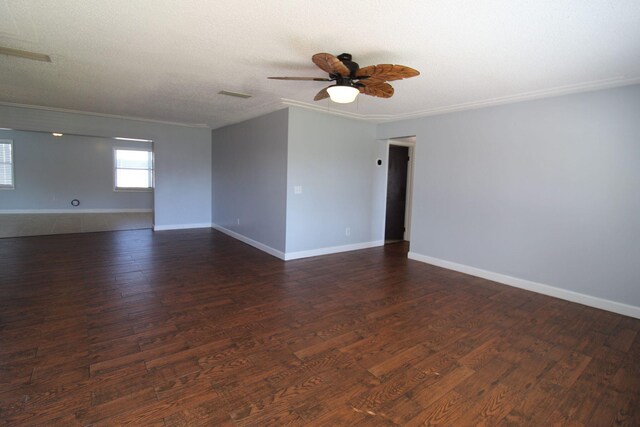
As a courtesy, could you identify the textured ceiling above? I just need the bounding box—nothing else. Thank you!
[1,0,639,129]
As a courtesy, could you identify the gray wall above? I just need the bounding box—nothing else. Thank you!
[211,109,288,252]
[153,125,212,228]
[286,107,381,253]
[0,104,212,228]
[377,84,640,308]
[0,129,152,211]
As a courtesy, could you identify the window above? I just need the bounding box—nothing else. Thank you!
[0,140,14,189]
[114,148,153,190]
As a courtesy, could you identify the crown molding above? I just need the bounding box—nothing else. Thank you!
[282,76,640,123]
[0,101,211,129]
[280,99,373,121]
[3,76,638,130]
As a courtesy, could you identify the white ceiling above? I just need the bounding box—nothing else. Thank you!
[1,0,639,129]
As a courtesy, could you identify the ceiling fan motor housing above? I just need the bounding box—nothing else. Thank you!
[337,53,360,78]
[332,76,357,88]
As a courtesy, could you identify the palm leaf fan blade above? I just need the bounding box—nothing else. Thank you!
[356,64,420,82]
[359,82,394,98]
[312,53,350,76]
[314,87,330,101]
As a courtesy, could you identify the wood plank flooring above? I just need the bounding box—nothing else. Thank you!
[0,228,638,426]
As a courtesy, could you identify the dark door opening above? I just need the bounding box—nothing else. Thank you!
[385,145,409,242]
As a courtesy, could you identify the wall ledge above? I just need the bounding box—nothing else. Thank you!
[408,251,640,319]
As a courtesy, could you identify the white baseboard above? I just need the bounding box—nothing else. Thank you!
[0,208,153,214]
[153,222,212,231]
[211,224,286,260]
[211,225,383,261]
[408,252,640,319]
[285,240,385,261]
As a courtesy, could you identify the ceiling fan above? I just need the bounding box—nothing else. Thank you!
[268,53,420,104]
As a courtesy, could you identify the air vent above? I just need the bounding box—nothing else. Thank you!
[218,90,252,99]
[0,46,52,62]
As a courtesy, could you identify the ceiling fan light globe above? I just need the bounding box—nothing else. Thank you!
[327,85,359,103]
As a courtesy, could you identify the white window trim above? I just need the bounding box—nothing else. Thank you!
[113,147,154,192]
[0,139,14,190]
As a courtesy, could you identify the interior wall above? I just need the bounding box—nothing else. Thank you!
[0,129,152,211]
[0,104,212,229]
[286,107,382,255]
[211,109,288,253]
[377,84,640,312]
[153,126,212,229]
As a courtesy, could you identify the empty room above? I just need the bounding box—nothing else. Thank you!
[1,1,639,425]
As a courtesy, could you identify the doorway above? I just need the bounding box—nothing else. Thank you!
[384,139,415,242]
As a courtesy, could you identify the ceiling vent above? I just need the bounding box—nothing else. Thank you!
[218,90,252,99]
[0,46,52,62]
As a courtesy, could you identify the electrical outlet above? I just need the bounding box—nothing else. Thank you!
[236,218,240,225]
[294,185,302,194]
[345,227,351,236]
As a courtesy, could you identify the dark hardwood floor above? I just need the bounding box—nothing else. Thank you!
[0,229,638,426]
